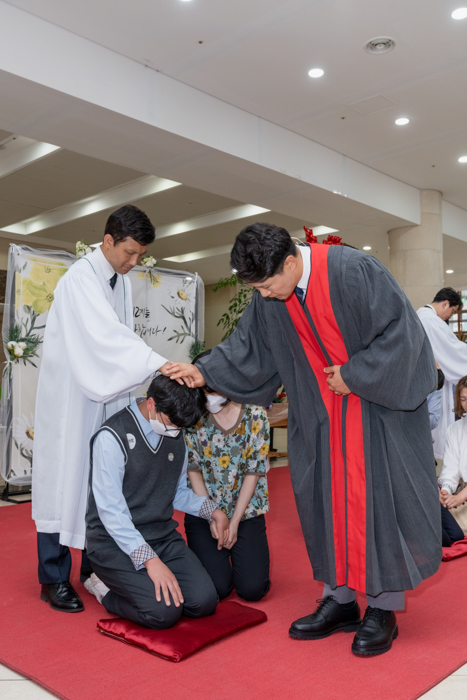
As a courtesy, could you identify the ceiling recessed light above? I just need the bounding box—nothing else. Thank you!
[363,246,372,250]
[446,270,454,274]
[308,68,324,78]
[452,8,467,19]
[459,156,467,163]
[364,37,396,54]
[395,118,410,125]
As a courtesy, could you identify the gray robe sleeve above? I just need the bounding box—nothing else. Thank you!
[339,253,437,411]
[197,292,282,406]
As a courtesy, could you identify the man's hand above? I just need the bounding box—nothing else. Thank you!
[210,508,229,549]
[165,362,206,389]
[224,519,240,550]
[159,362,184,386]
[144,557,184,607]
[324,365,351,396]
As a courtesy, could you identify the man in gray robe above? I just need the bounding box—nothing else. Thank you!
[168,223,441,656]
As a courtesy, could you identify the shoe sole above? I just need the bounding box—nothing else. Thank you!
[40,591,84,613]
[351,625,398,656]
[289,621,362,640]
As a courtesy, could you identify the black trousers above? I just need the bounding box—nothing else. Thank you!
[441,504,465,547]
[87,529,218,629]
[37,532,93,585]
[184,513,270,602]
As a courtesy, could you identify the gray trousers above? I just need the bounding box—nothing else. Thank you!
[322,584,405,611]
[88,529,218,629]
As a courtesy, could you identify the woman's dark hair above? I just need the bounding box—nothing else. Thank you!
[432,287,463,310]
[193,350,230,406]
[454,376,467,417]
[230,222,297,283]
[105,204,155,246]
[146,374,207,428]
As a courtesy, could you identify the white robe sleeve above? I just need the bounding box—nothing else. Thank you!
[420,313,467,384]
[56,271,167,403]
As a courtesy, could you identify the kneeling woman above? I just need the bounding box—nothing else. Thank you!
[184,353,271,601]
[438,375,467,547]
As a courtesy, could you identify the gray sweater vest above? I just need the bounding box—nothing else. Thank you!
[86,405,186,551]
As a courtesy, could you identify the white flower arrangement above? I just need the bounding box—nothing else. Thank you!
[140,255,157,268]
[4,324,42,370]
[76,240,92,258]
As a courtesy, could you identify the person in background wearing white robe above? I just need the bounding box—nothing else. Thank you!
[417,287,464,460]
[33,204,174,613]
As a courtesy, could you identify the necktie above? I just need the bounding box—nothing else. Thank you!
[109,273,117,290]
[295,286,305,305]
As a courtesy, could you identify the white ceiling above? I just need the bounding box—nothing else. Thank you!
[6,0,467,208]
[1,0,467,285]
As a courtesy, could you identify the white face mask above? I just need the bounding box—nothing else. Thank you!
[206,394,227,414]
[149,411,180,438]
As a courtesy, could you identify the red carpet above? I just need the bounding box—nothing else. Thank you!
[0,466,466,700]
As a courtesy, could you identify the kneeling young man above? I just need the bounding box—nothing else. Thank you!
[84,375,228,629]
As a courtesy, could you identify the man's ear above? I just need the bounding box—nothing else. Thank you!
[103,233,114,249]
[284,254,298,272]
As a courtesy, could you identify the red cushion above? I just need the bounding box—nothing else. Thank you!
[442,536,467,561]
[97,601,267,662]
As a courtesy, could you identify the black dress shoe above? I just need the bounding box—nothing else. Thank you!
[40,582,85,613]
[289,596,362,640]
[351,607,398,656]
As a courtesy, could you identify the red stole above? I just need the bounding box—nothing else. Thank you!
[285,245,366,591]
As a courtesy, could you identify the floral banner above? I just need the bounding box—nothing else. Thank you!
[1,245,204,485]
[130,267,203,360]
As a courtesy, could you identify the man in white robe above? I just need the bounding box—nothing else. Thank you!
[33,204,172,612]
[417,287,465,459]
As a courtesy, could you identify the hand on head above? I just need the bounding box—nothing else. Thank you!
[163,362,206,388]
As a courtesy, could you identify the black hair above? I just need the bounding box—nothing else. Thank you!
[230,222,297,283]
[146,374,207,429]
[105,204,155,246]
[437,367,445,391]
[193,350,231,406]
[432,287,463,310]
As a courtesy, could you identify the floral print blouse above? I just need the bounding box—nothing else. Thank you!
[185,404,270,520]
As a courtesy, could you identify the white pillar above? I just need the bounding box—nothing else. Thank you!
[388,190,444,310]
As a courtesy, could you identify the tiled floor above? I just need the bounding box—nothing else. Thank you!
[0,664,56,699]
[1,478,465,700]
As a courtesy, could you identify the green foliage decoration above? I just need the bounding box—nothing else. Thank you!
[189,339,206,360]
[213,274,253,341]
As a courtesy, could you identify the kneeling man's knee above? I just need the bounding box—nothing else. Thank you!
[140,602,183,630]
[187,580,218,618]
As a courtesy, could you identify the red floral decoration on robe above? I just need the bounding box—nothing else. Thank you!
[322,234,343,246]
[303,226,318,244]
